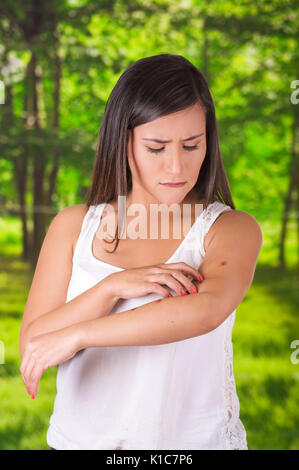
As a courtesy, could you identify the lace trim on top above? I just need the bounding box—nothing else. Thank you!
[201,202,247,449]
[202,201,231,232]
[220,313,248,450]
[202,202,217,222]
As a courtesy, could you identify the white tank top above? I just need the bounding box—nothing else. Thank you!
[46,200,248,450]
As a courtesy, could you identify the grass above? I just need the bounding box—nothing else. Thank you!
[0,215,298,450]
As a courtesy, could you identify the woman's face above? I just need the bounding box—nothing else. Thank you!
[127,102,206,207]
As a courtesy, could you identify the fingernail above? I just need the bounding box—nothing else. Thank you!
[31,395,35,399]
[168,293,173,297]
[198,273,204,282]
[180,289,188,296]
[190,287,197,294]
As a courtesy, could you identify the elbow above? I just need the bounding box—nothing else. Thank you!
[196,291,237,333]
[212,290,247,330]
[192,292,223,334]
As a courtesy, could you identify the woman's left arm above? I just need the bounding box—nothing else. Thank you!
[21,210,262,397]
[77,210,263,348]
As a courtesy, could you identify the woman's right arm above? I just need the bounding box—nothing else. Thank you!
[19,205,118,360]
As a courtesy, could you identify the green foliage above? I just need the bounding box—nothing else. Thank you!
[1,0,297,267]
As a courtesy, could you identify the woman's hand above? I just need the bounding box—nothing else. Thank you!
[104,262,204,300]
[20,325,80,398]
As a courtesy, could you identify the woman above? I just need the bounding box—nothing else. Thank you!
[19,54,262,450]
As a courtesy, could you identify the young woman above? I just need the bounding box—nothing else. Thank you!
[19,54,262,450]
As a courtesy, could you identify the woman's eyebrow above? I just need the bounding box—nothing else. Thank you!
[142,132,205,144]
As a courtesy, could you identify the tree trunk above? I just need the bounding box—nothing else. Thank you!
[44,11,61,231]
[14,159,29,259]
[2,40,30,260]
[29,52,47,269]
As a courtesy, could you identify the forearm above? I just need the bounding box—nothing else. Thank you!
[20,278,117,358]
[76,292,217,349]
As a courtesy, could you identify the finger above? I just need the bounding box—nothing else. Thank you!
[30,365,43,398]
[149,283,171,299]
[150,273,188,297]
[26,361,42,397]
[28,357,39,388]
[24,357,36,395]
[20,347,31,379]
[20,348,33,392]
[166,270,198,294]
[163,262,203,281]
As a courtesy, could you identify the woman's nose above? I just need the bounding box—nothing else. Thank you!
[164,150,184,173]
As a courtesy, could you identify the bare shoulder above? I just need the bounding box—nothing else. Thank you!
[217,208,262,230]
[57,203,89,222]
[223,209,262,237]
[196,209,263,329]
[54,204,89,254]
[205,208,263,253]
[19,204,90,340]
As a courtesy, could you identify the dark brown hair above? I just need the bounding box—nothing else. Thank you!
[86,53,235,254]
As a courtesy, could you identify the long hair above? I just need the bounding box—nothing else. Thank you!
[86,53,235,254]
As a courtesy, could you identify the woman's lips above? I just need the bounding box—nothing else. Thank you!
[160,182,186,187]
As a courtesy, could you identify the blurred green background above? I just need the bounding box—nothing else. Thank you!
[0,0,298,450]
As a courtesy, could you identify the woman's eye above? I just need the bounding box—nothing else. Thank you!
[146,145,199,154]
[184,145,199,151]
[146,147,164,153]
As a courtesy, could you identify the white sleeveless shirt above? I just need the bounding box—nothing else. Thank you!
[46,200,248,450]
